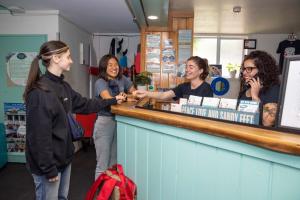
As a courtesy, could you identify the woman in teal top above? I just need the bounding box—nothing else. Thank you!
[93,54,135,179]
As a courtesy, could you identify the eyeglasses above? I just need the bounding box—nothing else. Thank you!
[241,67,257,73]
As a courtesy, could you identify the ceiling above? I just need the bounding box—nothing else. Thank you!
[1,0,300,34]
[170,0,300,34]
[0,0,139,33]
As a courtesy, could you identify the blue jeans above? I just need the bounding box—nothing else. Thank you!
[32,164,71,200]
[93,115,117,180]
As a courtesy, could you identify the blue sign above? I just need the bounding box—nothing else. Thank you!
[182,105,259,125]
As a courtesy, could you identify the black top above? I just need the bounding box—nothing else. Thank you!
[276,39,300,73]
[25,71,117,179]
[239,84,280,124]
[172,81,213,100]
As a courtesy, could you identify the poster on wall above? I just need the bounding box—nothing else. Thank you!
[6,52,37,86]
[146,63,161,73]
[163,39,173,48]
[162,48,176,73]
[178,45,191,63]
[178,29,192,44]
[4,103,26,153]
[146,34,161,48]
[146,48,160,63]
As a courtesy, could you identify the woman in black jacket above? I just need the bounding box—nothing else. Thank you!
[23,40,125,200]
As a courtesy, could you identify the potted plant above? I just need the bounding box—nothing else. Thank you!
[226,63,240,78]
[134,71,152,90]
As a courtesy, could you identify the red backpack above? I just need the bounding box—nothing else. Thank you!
[85,164,137,200]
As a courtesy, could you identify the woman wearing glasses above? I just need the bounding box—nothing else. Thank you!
[93,54,135,179]
[238,50,280,127]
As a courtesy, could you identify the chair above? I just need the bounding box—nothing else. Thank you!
[75,113,97,150]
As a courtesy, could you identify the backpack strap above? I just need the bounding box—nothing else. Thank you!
[85,175,107,200]
[96,176,118,200]
[114,164,137,200]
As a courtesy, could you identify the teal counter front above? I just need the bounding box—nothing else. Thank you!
[112,103,300,200]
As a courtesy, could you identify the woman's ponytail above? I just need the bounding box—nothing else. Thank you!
[23,56,41,101]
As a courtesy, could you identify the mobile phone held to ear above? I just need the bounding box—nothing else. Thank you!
[244,74,259,88]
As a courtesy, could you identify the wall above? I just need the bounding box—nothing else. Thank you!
[0,11,93,97]
[248,34,290,63]
[59,16,93,97]
[0,11,59,40]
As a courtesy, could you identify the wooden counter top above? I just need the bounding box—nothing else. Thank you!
[112,102,300,156]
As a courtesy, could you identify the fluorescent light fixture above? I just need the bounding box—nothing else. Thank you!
[148,15,158,20]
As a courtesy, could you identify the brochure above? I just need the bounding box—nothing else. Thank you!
[188,95,202,105]
[202,97,220,108]
[170,103,182,113]
[179,98,188,105]
[237,100,260,113]
[219,98,238,110]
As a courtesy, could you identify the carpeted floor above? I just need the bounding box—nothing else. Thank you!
[0,145,96,200]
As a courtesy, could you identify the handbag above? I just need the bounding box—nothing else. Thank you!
[85,164,137,200]
[67,113,84,141]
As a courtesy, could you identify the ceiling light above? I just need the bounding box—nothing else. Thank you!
[148,15,158,20]
[233,6,242,13]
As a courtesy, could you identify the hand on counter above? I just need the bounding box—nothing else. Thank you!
[115,93,127,104]
[132,90,148,99]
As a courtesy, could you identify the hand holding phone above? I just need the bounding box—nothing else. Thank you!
[248,75,262,101]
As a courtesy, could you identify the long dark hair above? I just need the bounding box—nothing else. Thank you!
[98,54,122,81]
[239,50,280,94]
[23,40,69,101]
[187,56,209,80]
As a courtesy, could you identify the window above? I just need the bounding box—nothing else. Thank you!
[193,37,217,64]
[193,35,245,78]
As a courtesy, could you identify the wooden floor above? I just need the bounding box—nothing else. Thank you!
[0,145,96,200]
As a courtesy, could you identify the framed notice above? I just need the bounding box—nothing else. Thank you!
[277,55,300,133]
[6,52,37,86]
[243,39,257,49]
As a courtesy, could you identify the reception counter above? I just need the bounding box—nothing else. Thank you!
[112,102,300,200]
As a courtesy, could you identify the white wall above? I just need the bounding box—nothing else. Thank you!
[0,11,59,40]
[59,16,93,97]
[248,34,289,63]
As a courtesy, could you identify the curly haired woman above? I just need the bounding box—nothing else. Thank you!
[238,50,280,127]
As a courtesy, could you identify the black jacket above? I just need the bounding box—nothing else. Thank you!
[25,71,117,179]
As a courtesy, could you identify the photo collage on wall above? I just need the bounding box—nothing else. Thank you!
[4,103,26,153]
